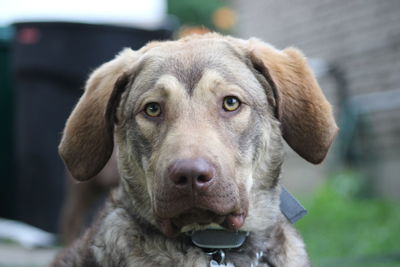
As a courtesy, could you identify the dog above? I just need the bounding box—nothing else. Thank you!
[54,33,337,267]
[60,150,119,245]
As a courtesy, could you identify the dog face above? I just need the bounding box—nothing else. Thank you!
[115,39,283,236]
[59,34,337,237]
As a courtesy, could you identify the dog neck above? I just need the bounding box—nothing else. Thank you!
[185,187,306,266]
[115,182,306,266]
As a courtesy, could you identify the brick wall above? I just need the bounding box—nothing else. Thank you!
[232,0,400,199]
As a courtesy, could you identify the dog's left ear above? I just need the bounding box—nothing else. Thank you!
[247,39,338,164]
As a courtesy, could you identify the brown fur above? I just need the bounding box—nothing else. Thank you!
[55,33,337,266]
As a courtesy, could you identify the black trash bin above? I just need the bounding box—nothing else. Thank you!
[12,22,171,233]
[0,26,16,219]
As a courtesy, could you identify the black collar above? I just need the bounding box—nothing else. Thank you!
[279,186,307,223]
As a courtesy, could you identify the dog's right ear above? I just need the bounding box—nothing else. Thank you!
[59,48,136,181]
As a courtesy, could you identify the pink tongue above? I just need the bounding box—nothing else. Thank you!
[158,219,178,238]
[225,213,245,230]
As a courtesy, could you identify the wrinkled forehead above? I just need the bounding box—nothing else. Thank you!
[119,39,271,115]
[132,39,257,94]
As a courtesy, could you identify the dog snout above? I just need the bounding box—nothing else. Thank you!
[168,158,215,190]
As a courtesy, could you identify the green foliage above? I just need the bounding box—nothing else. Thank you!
[297,172,400,266]
[167,0,226,29]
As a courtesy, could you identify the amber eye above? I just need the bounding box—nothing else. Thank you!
[223,96,241,112]
[144,102,161,117]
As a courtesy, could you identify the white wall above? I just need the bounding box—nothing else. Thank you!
[0,0,166,29]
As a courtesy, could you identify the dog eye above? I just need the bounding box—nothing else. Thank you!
[223,96,241,112]
[144,102,162,117]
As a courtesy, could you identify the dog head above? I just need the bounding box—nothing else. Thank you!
[59,34,337,237]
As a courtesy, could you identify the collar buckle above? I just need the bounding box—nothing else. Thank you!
[208,249,236,267]
[208,249,225,265]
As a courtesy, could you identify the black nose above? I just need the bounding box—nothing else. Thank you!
[168,158,215,190]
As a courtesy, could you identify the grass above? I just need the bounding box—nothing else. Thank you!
[296,172,400,266]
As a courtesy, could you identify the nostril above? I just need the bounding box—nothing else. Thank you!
[176,176,188,186]
[197,174,212,184]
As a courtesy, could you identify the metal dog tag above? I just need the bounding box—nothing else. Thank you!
[210,260,234,267]
[191,229,248,249]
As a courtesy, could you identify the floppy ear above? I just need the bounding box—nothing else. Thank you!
[59,48,136,181]
[248,39,338,164]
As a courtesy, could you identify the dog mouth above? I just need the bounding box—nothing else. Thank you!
[157,209,247,238]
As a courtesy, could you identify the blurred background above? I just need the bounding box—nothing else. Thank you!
[0,0,399,266]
